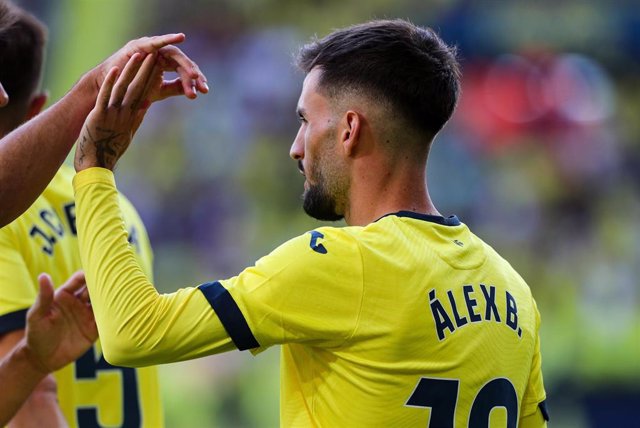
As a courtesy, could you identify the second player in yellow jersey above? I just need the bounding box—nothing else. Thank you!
[0,166,163,428]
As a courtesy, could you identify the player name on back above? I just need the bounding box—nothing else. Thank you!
[428,284,522,341]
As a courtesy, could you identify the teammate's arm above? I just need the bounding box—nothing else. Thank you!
[0,330,67,428]
[0,33,207,227]
[0,233,66,427]
[0,272,97,427]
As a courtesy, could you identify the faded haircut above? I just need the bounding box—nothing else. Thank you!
[296,19,461,143]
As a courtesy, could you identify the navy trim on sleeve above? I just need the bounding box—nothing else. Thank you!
[0,309,28,335]
[539,400,550,421]
[198,281,259,351]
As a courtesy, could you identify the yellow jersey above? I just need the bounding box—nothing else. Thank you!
[74,167,548,428]
[0,165,163,428]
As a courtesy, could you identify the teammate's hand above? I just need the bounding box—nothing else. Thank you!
[90,33,208,100]
[23,272,97,374]
[75,53,165,171]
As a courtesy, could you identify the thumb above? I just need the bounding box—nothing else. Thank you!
[29,273,55,320]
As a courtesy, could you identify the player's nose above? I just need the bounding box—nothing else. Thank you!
[290,130,304,161]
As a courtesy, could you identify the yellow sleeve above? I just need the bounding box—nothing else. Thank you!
[519,300,549,427]
[118,194,155,281]
[0,225,34,334]
[210,227,363,352]
[73,168,234,367]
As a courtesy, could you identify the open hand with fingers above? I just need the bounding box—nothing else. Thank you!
[75,52,175,171]
[92,33,208,101]
[24,272,97,374]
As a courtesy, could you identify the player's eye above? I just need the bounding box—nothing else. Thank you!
[297,114,307,123]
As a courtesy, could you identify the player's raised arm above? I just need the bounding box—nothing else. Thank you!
[0,32,207,227]
[74,52,232,367]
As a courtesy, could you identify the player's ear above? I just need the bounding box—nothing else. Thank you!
[341,110,361,157]
[25,91,48,121]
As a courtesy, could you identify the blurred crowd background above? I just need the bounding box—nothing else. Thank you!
[15,0,640,426]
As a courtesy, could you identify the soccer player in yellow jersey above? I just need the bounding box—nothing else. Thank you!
[0,4,167,427]
[73,20,549,427]
[0,166,164,428]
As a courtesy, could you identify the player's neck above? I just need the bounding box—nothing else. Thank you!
[343,160,439,226]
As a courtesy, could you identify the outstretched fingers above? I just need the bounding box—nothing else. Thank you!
[158,45,209,98]
[97,66,120,111]
[54,272,96,339]
[128,33,186,54]
[122,52,158,109]
[110,53,144,107]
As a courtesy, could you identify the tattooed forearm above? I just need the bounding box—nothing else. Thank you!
[83,125,127,169]
[77,135,87,165]
[94,127,123,169]
[75,49,161,171]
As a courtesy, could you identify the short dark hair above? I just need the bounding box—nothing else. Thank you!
[0,1,47,110]
[296,19,460,142]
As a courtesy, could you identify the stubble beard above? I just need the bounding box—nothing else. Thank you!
[299,126,348,222]
[302,181,344,222]
[301,155,347,222]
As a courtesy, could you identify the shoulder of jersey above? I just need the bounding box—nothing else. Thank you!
[278,225,362,258]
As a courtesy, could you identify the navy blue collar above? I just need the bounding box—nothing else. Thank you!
[376,210,461,226]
